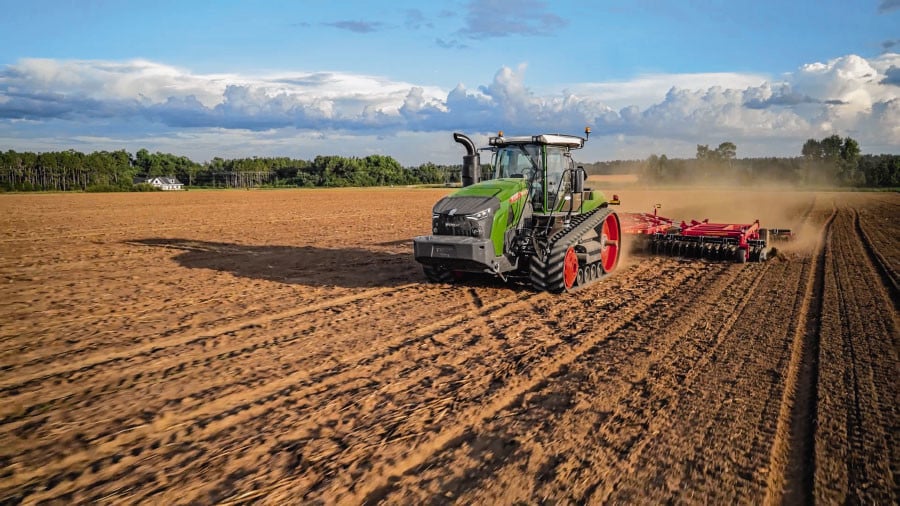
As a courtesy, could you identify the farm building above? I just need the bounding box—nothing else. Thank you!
[133,176,184,191]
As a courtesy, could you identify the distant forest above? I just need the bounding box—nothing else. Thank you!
[1,134,898,192]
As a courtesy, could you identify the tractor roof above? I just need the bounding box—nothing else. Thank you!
[488,133,585,149]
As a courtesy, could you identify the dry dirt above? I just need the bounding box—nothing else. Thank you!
[0,188,896,504]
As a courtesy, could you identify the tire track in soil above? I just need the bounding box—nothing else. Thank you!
[763,205,835,506]
[583,260,791,504]
[1,280,441,377]
[0,280,523,433]
[378,259,768,504]
[0,284,425,393]
[9,259,696,503]
[374,197,824,504]
[812,207,897,504]
[337,263,731,505]
[852,208,899,310]
[0,284,476,425]
[1,274,555,498]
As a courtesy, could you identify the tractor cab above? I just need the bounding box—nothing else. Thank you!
[488,132,585,213]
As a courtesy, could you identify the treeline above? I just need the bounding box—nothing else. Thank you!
[2,134,898,192]
[627,135,899,187]
[0,148,459,192]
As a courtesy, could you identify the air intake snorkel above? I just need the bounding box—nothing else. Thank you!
[453,133,480,187]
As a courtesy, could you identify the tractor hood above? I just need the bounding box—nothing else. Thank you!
[446,178,528,204]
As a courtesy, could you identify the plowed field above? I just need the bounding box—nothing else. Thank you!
[1,188,896,504]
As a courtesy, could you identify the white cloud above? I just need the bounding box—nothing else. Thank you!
[563,72,769,109]
[0,53,898,163]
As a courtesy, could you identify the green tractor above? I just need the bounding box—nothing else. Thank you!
[413,128,621,293]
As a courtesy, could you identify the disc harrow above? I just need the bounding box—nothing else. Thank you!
[621,208,792,263]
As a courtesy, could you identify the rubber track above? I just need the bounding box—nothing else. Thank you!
[529,208,612,292]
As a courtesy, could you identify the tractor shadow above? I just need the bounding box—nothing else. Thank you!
[127,238,421,288]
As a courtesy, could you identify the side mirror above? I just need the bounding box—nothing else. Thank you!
[574,166,585,193]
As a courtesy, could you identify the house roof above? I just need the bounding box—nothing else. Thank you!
[133,176,183,185]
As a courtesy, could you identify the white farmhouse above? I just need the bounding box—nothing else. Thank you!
[133,176,184,191]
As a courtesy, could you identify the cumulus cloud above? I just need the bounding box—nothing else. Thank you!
[882,65,900,85]
[1,53,898,162]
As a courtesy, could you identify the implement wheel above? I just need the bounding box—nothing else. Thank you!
[600,212,621,274]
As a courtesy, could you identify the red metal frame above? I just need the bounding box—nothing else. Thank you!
[677,219,761,250]
[619,207,675,236]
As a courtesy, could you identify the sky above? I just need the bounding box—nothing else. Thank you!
[0,0,898,165]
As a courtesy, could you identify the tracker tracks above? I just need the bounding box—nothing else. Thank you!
[345,262,735,504]
[1,273,566,500]
[371,259,769,503]
[812,207,898,504]
[765,203,898,505]
[764,205,835,506]
[0,284,422,393]
[853,208,899,309]
[22,259,690,504]
[0,281,523,430]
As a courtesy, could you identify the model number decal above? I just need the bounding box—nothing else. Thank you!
[509,190,527,203]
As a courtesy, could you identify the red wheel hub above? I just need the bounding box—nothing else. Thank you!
[563,246,579,290]
[601,213,621,273]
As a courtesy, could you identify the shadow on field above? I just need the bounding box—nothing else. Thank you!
[127,238,422,288]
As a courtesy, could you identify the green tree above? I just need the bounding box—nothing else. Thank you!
[696,144,711,160]
[715,142,736,161]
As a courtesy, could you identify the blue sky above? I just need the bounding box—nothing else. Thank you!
[0,0,898,164]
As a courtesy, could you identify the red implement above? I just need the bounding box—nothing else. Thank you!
[619,206,675,235]
[620,208,790,263]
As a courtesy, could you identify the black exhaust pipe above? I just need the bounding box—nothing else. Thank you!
[453,132,479,187]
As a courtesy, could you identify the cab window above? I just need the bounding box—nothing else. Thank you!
[545,147,571,194]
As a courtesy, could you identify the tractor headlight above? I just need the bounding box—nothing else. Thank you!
[466,208,491,220]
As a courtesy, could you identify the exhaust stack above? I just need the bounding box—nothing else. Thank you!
[453,132,480,187]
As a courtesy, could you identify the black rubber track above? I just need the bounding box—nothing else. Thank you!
[529,208,616,293]
[423,265,454,283]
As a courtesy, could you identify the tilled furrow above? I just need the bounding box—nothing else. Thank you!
[1,282,457,401]
[0,269,558,501]
[592,260,804,504]
[344,261,741,504]
[9,260,684,504]
[0,282,521,455]
[813,208,897,504]
[460,262,778,505]
[0,283,434,394]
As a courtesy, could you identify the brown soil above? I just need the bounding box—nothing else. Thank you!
[0,188,896,504]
